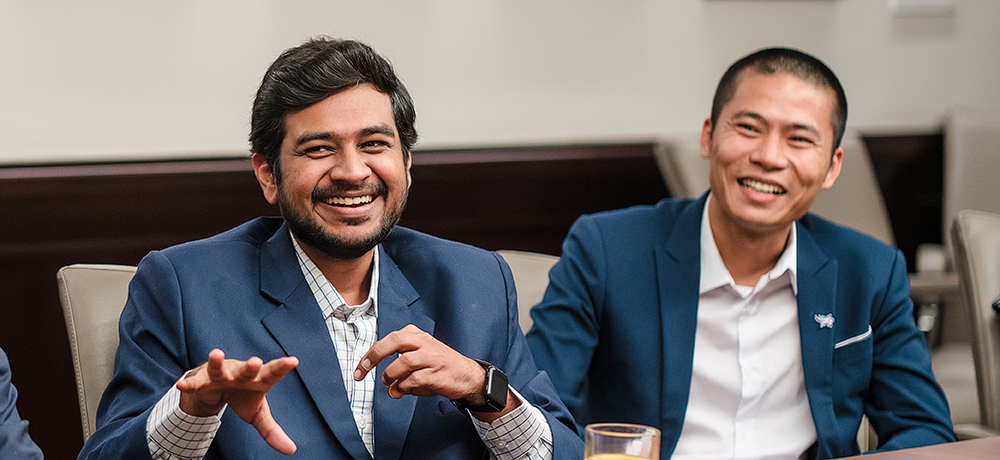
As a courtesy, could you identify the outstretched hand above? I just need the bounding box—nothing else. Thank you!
[176,349,300,455]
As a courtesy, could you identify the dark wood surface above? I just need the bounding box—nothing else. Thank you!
[0,143,668,459]
[839,436,1000,459]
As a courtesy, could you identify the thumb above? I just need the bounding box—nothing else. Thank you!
[250,396,297,455]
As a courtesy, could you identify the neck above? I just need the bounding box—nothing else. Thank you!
[299,243,375,305]
[708,204,791,287]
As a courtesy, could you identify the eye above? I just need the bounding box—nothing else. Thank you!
[299,145,335,158]
[735,123,761,135]
[360,140,391,153]
[788,135,817,147]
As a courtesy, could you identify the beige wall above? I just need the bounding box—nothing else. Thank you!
[1,0,996,164]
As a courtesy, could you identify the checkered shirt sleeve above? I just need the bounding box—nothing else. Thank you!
[469,387,553,460]
[147,384,224,459]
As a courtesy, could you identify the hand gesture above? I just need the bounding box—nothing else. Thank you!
[176,349,300,455]
[353,324,516,421]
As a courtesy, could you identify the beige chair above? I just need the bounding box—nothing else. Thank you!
[949,210,1000,437]
[944,110,1000,236]
[57,263,137,442]
[496,250,559,334]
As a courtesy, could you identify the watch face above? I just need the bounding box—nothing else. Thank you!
[485,365,508,410]
[451,360,508,413]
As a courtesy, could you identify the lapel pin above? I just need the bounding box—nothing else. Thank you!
[814,313,835,328]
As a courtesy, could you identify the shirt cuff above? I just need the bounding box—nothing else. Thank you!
[147,383,225,460]
[469,387,553,460]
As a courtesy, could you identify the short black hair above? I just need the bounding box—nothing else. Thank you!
[710,47,848,156]
[249,37,417,179]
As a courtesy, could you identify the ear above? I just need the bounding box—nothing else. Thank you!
[821,147,844,189]
[405,150,413,191]
[699,119,713,160]
[252,153,279,205]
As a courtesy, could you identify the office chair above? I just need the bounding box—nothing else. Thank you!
[57,263,137,441]
[949,210,1000,437]
[496,250,559,334]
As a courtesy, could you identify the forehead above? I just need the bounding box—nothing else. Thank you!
[284,84,396,138]
[724,70,836,132]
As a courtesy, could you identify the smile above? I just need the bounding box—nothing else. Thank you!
[325,195,375,207]
[739,178,786,195]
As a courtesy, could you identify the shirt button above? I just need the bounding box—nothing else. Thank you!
[497,440,507,450]
[358,419,367,429]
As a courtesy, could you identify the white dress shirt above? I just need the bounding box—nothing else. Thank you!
[146,230,552,459]
[672,195,817,460]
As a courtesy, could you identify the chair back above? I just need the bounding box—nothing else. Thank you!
[497,250,559,334]
[56,263,137,441]
[949,210,1000,432]
[944,109,1000,239]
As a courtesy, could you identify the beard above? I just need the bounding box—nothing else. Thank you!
[278,179,407,260]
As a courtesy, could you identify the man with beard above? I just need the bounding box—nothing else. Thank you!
[78,38,581,460]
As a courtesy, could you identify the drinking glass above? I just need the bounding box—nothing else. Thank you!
[584,423,661,460]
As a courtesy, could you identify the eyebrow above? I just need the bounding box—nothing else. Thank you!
[731,111,822,138]
[293,124,397,147]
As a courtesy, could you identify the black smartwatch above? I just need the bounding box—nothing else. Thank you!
[451,359,508,413]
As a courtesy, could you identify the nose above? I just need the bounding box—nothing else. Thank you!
[748,132,788,170]
[328,147,371,183]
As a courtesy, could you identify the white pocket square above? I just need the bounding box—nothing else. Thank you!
[834,325,872,349]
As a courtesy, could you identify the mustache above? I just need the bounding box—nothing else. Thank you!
[312,180,388,201]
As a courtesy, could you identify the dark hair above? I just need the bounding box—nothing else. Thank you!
[249,37,418,178]
[710,47,848,156]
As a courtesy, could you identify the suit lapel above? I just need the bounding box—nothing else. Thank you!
[794,221,839,443]
[657,197,705,446]
[372,245,433,460]
[258,225,373,460]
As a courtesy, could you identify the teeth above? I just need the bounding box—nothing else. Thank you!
[740,179,785,195]
[327,195,374,206]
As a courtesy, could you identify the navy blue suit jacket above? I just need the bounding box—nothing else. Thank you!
[79,217,582,460]
[0,347,43,459]
[525,196,956,459]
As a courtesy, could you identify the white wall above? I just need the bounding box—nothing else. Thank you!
[1,0,997,164]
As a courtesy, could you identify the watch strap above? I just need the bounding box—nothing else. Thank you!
[451,359,508,413]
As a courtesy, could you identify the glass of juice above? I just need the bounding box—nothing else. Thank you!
[584,423,661,460]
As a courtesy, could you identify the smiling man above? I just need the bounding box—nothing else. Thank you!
[78,38,582,460]
[526,47,957,459]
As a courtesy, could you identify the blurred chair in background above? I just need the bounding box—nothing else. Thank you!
[948,210,1000,438]
[497,250,559,334]
[57,263,136,442]
[944,109,1000,237]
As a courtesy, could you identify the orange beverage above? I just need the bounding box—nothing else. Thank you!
[584,423,660,460]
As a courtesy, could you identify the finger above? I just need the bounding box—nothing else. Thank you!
[250,397,297,455]
[354,326,424,381]
[177,349,225,391]
[206,349,227,382]
[237,356,264,382]
[258,357,299,386]
[380,350,420,387]
[391,367,448,398]
[386,379,405,399]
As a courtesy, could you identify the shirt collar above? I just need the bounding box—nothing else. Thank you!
[699,193,798,295]
[289,229,379,318]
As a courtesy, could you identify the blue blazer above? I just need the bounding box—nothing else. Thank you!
[525,196,956,459]
[79,217,582,460]
[0,347,43,459]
